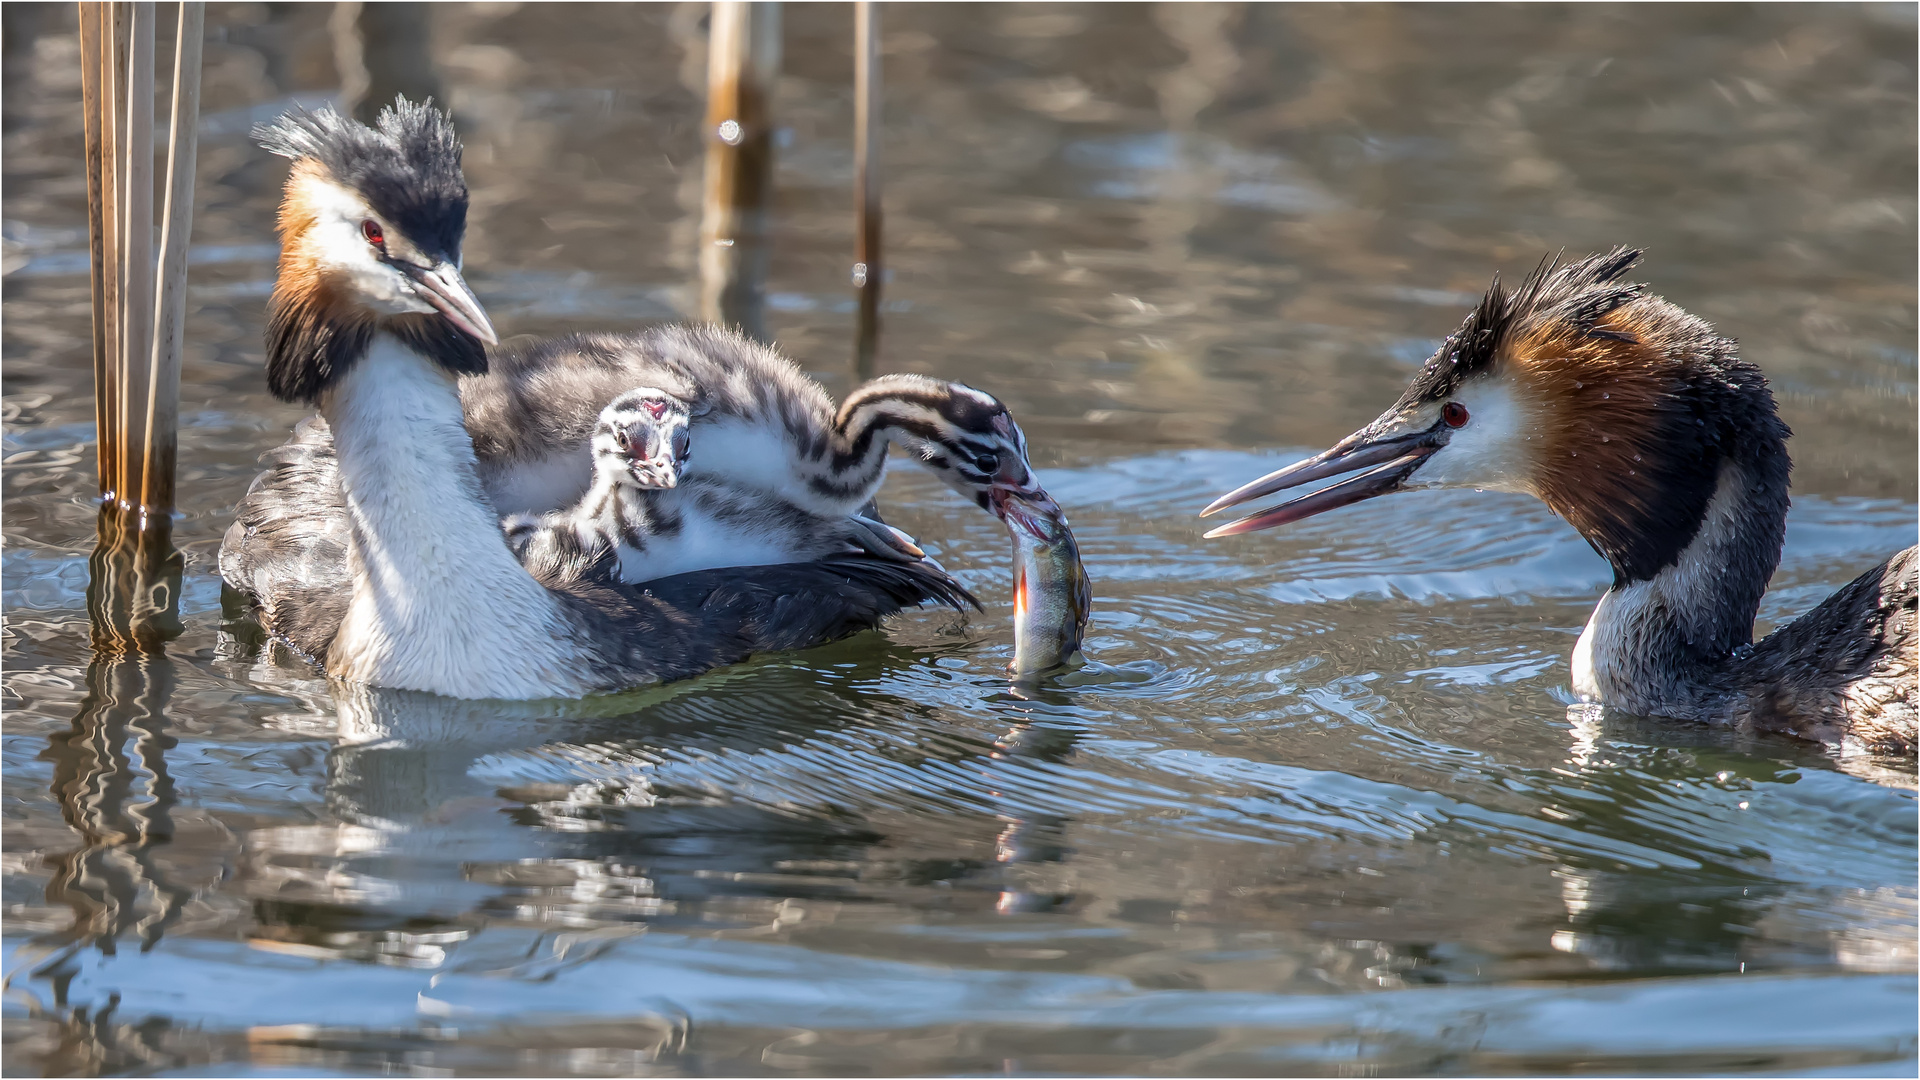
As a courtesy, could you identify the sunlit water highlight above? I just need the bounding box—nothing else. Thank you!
[4,4,1915,1075]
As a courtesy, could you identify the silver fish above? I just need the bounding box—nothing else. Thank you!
[992,487,1092,676]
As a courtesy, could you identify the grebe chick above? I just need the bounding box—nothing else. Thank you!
[1201,248,1916,756]
[511,385,1023,586]
[501,386,693,557]
[463,332,1048,529]
[220,101,972,699]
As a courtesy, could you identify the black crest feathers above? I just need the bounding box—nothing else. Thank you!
[256,97,468,261]
[1401,247,1646,405]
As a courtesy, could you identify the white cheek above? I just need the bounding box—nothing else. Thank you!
[300,178,434,316]
[310,220,432,315]
[1409,378,1537,494]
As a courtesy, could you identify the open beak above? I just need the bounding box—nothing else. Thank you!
[403,261,499,345]
[1199,419,1444,538]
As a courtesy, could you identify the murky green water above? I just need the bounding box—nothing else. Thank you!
[4,3,1916,1075]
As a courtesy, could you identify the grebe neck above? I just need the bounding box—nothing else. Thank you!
[1571,449,1791,713]
[320,331,591,698]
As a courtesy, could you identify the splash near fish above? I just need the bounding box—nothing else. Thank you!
[992,487,1092,676]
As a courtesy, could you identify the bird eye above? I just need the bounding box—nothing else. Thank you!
[613,427,630,451]
[973,452,1000,475]
[361,219,385,248]
[1442,401,1470,429]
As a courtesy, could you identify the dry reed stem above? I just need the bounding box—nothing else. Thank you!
[852,0,882,378]
[79,2,111,491]
[698,1,779,340]
[116,1,155,512]
[140,1,202,516]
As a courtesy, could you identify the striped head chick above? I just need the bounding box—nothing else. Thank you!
[502,388,691,569]
[596,387,694,492]
[255,97,497,405]
[824,375,1047,519]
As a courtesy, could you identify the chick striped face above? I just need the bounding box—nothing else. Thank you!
[594,388,694,491]
[898,386,1039,511]
[834,376,1043,510]
[925,409,1038,510]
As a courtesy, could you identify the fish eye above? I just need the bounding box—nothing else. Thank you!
[1442,401,1470,429]
[361,219,385,249]
[973,452,1000,474]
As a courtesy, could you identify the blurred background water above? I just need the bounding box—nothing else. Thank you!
[3,3,1916,1075]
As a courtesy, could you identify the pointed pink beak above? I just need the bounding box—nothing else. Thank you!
[1199,421,1445,538]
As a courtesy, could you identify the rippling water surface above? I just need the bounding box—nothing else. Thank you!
[4,4,1916,1075]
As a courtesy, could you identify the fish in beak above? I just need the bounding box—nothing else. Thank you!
[1199,408,1456,538]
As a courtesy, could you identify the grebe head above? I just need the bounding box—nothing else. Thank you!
[256,97,497,403]
[1202,247,1791,588]
[851,375,1046,513]
[595,388,694,490]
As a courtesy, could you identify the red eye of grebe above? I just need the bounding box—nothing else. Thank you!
[1442,401,1470,428]
[361,219,385,247]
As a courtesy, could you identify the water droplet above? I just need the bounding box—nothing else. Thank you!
[1601,392,1610,399]
[717,119,744,145]
[1632,453,1642,462]
[1574,381,1584,389]
[1600,435,1610,443]
[851,262,869,287]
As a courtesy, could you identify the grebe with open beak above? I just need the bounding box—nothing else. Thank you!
[1202,249,1915,756]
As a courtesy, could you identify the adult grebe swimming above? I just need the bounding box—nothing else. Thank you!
[219,100,983,698]
[1202,249,1915,755]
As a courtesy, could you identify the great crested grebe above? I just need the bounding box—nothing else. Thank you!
[220,100,974,699]
[1202,249,1916,755]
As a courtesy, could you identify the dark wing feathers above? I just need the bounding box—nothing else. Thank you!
[220,416,351,664]
[1727,545,1917,754]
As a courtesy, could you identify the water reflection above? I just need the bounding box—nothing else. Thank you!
[237,651,1088,963]
[331,2,441,126]
[4,3,1914,1074]
[13,517,193,1075]
[987,688,1084,915]
[39,656,187,957]
[32,510,190,962]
